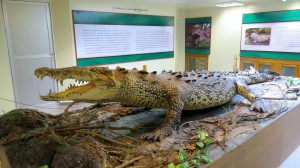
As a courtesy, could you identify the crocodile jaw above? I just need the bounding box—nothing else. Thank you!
[35,67,118,102]
[40,80,118,102]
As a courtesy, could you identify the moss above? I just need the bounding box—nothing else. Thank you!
[6,136,59,168]
[0,109,49,128]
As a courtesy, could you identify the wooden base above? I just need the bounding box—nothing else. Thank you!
[208,103,300,168]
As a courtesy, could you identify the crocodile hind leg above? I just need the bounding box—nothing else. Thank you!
[143,98,184,141]
[235,80,270,113]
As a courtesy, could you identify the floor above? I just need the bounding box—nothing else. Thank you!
[29,101,94,115]
[279,145,300,168]
[9,102,300,168]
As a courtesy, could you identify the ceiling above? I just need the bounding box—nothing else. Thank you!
[136,0,279,9]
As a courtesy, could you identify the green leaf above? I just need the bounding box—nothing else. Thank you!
[203,138,212,146]
[179,149,187,162]
[168,163,176,168]
[39,165,49,168]
[193,150,201,168]
[194,154,201,160]
[193,159,201,168]
[198,131,209,141]
[196,141,204,148]
[180,162,189,168]
[202,155,213,164]
[203,146,210,155]
[194,150,201,160]
[176,164,183,168]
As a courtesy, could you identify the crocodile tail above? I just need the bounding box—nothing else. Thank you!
[242,69,279,84]
[258,69,280,76]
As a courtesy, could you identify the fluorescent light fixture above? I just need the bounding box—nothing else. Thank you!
[215,1,245,7]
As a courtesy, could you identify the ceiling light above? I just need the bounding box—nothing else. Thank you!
[215,1,245,7]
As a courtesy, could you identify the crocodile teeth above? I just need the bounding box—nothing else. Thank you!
[48,90,53,96]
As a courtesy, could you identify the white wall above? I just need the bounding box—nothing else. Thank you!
[175,8,186,71]
[185,0,300,71]
[0,2,15,113]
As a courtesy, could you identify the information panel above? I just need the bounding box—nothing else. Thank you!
[241,22,300,53]
[72,10,174,66]
[240,10,300,60]
[75,24,174,58]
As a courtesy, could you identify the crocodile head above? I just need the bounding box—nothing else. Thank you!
[34,66,121,102]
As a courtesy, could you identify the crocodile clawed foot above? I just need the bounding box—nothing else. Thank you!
[250,99,270,113]
[142,128,172,142]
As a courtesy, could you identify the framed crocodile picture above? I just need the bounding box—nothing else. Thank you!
[185,17,211,55]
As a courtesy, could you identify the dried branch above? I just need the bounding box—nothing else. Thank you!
[115,156,144,168]
[55,125,138,132]
[76,130,133,148]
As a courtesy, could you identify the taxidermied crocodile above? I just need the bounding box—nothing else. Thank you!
[34,66,278,141]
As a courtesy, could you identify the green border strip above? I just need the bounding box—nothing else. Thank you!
[73,10,174,26]
[186,17,211,24]
[240,51,300,60]
[77,52,174,66]
[243,10,300,23]
[185,49,210,55]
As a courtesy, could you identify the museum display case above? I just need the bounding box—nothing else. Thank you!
[240,57,300,77]
[185,53,209,71]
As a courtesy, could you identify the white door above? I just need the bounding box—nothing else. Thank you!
[2,0,57,108]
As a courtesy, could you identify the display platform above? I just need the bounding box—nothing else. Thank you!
[0,80,300,167]
[207,100,300,168]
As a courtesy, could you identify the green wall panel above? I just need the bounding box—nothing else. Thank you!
[186,17,211,24]
[73,10,174,26]
[185,49,210,55]
[240,51,300,60]
[77,52,174,66]
[243,10,300,23]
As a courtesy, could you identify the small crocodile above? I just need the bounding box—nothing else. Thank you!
[34,66,278,141]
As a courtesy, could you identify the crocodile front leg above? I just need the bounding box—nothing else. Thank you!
[143,98,184,141]
[235,80,270,113]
